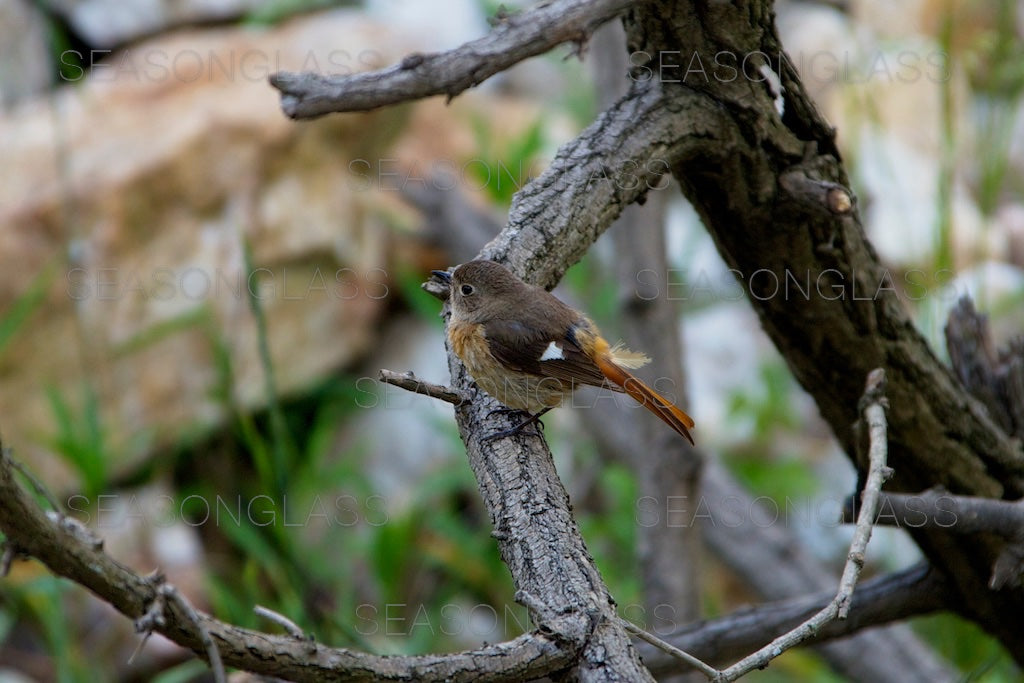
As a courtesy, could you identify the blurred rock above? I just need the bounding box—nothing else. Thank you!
[0,10,415,484]
[0,0,52,106]
[0,8,558,487]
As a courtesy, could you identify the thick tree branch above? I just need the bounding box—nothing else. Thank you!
[614,0,1024,658]
[437,304,657,681]
[269,0,641,118]
[424,76,730,681]
[477,82,717,287]
[0,446,588,682]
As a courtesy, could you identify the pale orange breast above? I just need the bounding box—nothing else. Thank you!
[448,320,567,413]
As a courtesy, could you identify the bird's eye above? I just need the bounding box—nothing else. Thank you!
[460,284,475,296]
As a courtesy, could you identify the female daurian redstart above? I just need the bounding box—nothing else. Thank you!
[432,260,695,444]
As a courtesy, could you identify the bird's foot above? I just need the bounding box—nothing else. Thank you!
[482,408,550,442]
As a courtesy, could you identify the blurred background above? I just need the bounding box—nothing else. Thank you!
[0,0,1022,680]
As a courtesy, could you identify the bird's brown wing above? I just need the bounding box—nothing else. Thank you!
[481,319,622,391]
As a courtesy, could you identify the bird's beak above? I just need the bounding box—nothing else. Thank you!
[431,270,452,284]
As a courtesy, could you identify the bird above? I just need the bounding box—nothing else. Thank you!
[432,260,694,444]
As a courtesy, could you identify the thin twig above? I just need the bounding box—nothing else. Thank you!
[132,573,225,682]
[269,0,639,118]
[618,617,719,679]
[0,543,16,577]
[838,368,892,617]
[131,573,167,664]
[640,562,948,678]
[10,454,63,513]
[254,604,306,639]
[162,584,226,683]
[378,369,471,406]
[712,368,892,681]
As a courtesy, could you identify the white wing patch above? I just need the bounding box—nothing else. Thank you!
[539,341,564,361]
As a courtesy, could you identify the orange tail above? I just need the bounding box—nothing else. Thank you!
[595,356,695,445]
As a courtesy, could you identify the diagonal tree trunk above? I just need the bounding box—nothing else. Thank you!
[618,1,1024,660]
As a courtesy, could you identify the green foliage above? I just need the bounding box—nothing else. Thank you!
[1,576,94,682]
[0,258,56,359]
[149,660,213,683]
[964,0,1024,215]
[964,0,1024,99]
[111,306,212,357]
[974,100,1020,215]
[914,613,1021,681]
[725,361,817,501]
[41,13,81,85]
[577,462,641,606]
[726,361,800,437]
[934,13,956,274]
[44,382,109,499]
[393,265,447,324]
[562,251,621,327]
[242,239,298,498]
[729,456,819,504]
[468,115,547,206]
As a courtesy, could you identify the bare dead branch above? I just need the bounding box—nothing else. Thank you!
[582,408,955,680]
[0,445,590,682]
[945,297,1024,440]
[844,488,1024,589]
[254,605,308,640]
[269,0,641,118]
[378,369,471,406]
[618,617,718,678]
[713,368,892,681]
[161,583,226,683]
[643,562,947,676]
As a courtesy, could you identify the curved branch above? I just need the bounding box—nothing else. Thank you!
[478,82,717,287]
[711,369,892,681]
[269,0,641,118]
[0,447,582,682]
